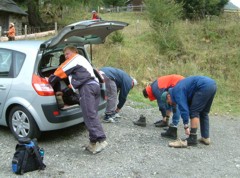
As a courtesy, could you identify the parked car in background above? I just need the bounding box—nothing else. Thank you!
[0,20,128,139]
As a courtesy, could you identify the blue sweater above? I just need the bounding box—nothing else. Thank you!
[100,67,133,109]
[169,76,216,125]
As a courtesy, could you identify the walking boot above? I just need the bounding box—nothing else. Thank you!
[186,133,198,146]
[56,91,64,109]
[155,118,169,127]
[161,124,177,139]
[133,115,146,127]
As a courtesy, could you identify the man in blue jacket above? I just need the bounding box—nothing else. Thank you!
[161,76,217,147]
[100,67,137,122]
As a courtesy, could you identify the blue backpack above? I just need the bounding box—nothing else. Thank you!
[12,138,46,175]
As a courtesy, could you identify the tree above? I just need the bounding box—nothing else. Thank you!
[103,0,125,7]
[175,0,229,19]
[145,0,183,53]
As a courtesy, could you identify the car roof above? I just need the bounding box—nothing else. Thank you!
[0,40,44,54]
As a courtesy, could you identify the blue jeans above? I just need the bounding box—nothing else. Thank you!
[166,104,180,126]
[190,84,217,138]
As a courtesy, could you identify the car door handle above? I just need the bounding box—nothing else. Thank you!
[0,85,6,90]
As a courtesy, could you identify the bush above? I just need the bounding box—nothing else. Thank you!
[110,31,124,44]
[144,0,183,53]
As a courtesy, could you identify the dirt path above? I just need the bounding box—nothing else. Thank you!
[0,101,239,177]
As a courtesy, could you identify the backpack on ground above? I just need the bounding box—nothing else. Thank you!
[12,138,46,175]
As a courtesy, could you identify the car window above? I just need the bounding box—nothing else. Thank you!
[14,52,26,76]
[0,49,26,78]
[0,49,12,77]
[41,48,86,69]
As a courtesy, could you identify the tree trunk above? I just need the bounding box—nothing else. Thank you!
[27,0,45,28]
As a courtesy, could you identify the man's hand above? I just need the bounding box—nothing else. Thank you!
[115,108,120,113]
[185,128,190,135]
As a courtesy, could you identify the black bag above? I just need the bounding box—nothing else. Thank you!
[12,138,46,175]
[62,87,79,105]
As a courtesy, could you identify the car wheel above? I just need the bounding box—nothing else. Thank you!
[9,106,41,139]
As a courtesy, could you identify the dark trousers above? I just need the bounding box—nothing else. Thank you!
[190,84,217,138]
[78,83,106,143]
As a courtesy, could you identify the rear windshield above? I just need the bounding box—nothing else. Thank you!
[40,48,87,77]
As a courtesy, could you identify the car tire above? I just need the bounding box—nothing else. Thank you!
[9,106,41,139]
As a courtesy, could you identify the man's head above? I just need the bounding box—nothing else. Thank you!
[92,10,96,14]
[10,22,14,27]
[63,46,78,59]
[161,91,174,106]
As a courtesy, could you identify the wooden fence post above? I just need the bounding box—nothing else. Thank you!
[24,25,27,39]
[55,22,58,35]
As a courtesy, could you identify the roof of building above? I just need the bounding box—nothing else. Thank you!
[0,0,27,15]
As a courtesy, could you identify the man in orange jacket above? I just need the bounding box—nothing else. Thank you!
[7,22,15,41]
[133,74,184,139]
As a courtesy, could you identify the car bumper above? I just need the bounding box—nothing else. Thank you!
[42,101,107,123]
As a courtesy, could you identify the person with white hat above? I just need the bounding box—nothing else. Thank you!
[100,67,137,122]
[7,22,15,41]
[92,10,101,20]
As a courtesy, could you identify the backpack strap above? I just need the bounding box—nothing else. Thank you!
[20,147,30,175]
[32,145,46,170]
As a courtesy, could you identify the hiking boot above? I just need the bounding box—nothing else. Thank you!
[95,140,108,153]
[155,120,168,127]
[168,139,187,148]
[161,124,177,139]
[133,115,146,127]
[84,141,108,154]
[103,114,115,123]
[84,142,97,154]
[56,92,64,109]
[199,137,210,145]
[186,133,198,146]
[114,112,121,118]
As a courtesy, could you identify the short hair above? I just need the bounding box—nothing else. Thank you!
[142,88,148,98]
[63,46,78,53]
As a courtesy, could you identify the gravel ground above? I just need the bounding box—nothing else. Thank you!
[0,100,240,178]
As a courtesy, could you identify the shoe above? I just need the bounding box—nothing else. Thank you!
[103,114,115,123]
[154,120,162,125]
[199,137,210,145]
[155,120,168,127]
[84,141,108,154]
[84,142,97,154]
[161,124,177,139]
[168,139,187,148]
[95,141,108,153]
[114,112,121,118]
[186,133,198,146]
[133,115,146,127]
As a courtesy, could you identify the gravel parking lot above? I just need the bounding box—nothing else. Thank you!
[0,100,240,178]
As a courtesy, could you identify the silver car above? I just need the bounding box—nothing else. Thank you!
[0,20,128,139]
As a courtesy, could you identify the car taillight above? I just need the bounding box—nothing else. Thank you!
[32,74,55,96]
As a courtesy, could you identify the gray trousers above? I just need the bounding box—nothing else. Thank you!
[78,83,106,143]
[104,76,117,115]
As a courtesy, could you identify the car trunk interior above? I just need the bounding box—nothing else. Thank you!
[38,48,105,110]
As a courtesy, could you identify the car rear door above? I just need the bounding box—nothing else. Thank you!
[43,20,129,48]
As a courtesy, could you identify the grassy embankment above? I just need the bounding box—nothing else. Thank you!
[92,12,239,116]
[44,10,240,115]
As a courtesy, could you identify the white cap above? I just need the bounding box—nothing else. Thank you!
[92,10,96,13]
[131,77,138,86]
